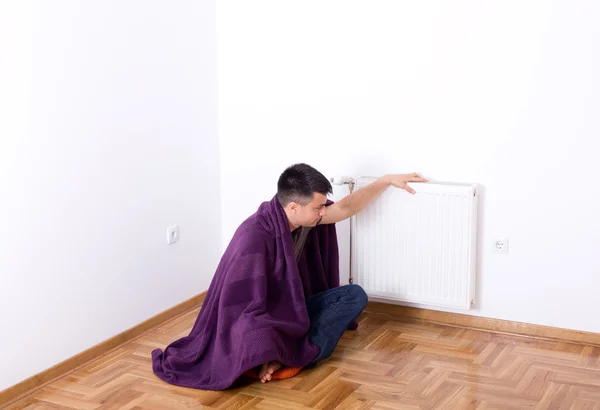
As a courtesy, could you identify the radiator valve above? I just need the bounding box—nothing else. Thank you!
[330,176,355,193]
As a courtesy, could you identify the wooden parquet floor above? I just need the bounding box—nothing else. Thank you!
[5,305,600,410]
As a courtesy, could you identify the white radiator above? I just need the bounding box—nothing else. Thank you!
[350,178,479,310]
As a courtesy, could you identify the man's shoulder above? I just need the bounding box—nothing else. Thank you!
[237,215,273,238]
[225,197,282,251]
[231,208,275,240]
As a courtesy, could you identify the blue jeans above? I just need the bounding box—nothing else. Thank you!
[305,284,368,366]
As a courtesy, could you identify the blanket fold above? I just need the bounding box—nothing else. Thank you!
[152,195,345,390]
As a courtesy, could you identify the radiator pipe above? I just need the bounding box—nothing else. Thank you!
[330,176,356,285]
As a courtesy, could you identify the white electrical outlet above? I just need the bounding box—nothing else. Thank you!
[493,237,508,253]
[166,225,179,245]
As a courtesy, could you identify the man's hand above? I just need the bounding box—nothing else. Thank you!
[383,173,428,194]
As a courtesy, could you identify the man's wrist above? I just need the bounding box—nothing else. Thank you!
[379,174,393,187]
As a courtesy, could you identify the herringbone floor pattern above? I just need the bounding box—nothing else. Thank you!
[6,305,600,409]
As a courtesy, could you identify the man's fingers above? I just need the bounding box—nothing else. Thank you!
[404,173,427,183]
[408,173,427,182]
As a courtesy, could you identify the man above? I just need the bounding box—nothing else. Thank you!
[152,163,427,390]
[259,164,427,382]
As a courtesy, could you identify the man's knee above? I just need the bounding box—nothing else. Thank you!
[346,284,368,311]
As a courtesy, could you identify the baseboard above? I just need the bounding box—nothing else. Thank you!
[0,291,207,407]
[365,302,600,346]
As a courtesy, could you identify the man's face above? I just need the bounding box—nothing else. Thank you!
[293,193,328,227]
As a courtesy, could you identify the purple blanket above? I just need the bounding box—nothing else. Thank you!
[151,195,345,390]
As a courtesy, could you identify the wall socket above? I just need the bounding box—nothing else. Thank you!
[166,225,179,245]
[493,237,508,253]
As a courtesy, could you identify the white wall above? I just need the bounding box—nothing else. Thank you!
[0,1,220,391]
[218,1,600,333]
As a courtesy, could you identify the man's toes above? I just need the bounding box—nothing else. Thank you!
[257,361,282,384]
[258,364,268,381]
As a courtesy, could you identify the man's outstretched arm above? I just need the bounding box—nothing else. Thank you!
[320,173,427,225]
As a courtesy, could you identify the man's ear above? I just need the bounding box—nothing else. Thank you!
[287,202,299,213]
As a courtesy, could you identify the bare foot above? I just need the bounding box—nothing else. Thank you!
[258,360,282,383]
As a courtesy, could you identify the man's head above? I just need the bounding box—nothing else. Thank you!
[277,163,333,230]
